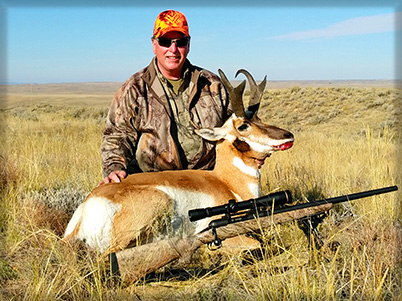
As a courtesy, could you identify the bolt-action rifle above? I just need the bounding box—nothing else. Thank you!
[189,185,398,250]
[114,185,398,282]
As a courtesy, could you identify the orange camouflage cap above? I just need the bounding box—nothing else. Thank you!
[153,10,189,38]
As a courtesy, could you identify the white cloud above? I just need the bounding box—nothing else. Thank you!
[271,12,402,40]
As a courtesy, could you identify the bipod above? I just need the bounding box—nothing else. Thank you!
[297,212,327,250]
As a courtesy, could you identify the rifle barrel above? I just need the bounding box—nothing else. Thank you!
[273,185,398,215]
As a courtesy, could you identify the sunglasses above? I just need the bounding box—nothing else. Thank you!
[154,36,190,48]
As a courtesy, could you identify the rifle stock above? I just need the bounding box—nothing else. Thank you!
[116,203,333,282]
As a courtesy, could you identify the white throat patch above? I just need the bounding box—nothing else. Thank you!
[232,156,260,179]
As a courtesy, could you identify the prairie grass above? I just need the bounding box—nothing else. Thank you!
[0,85,401,300]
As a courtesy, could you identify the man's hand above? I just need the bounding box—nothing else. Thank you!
[97,170,127,186]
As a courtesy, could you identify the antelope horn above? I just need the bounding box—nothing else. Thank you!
[235,69,267,119]
[218,69,246,117]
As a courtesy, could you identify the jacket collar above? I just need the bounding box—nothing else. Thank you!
[142,57,202,106]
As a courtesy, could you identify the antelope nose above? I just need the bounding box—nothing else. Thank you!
[285,132,294,139]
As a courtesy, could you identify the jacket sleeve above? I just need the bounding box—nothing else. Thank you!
[101,85,139,177]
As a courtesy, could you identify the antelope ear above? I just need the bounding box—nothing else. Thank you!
[195,128,227,141]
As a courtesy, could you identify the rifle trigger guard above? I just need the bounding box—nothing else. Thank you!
[208,227,222,250]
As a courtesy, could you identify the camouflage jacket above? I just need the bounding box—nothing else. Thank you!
[101,58,231,177]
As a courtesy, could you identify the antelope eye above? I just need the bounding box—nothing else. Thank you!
[237,123,249,131]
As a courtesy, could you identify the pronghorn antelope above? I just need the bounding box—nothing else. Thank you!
[64,69,294,255]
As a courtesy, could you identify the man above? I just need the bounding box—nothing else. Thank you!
[99,10,231,185]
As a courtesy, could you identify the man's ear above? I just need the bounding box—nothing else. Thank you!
[152,38,157,55]
[195,128,226,141]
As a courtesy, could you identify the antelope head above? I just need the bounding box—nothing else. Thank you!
[197,69,294,170]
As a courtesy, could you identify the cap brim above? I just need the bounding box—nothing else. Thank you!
[156,28,189,38]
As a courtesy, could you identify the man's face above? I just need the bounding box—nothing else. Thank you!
[152,31,190,79]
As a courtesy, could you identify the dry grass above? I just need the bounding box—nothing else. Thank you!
[0,84,401,300]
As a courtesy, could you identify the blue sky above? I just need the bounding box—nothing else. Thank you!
[2,3,402,83]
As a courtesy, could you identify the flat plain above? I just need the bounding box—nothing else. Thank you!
[0,81,401,300]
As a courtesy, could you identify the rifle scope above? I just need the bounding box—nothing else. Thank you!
[188,190,292,222]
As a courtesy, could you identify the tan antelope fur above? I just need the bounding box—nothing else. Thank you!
[64,70,294,255]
